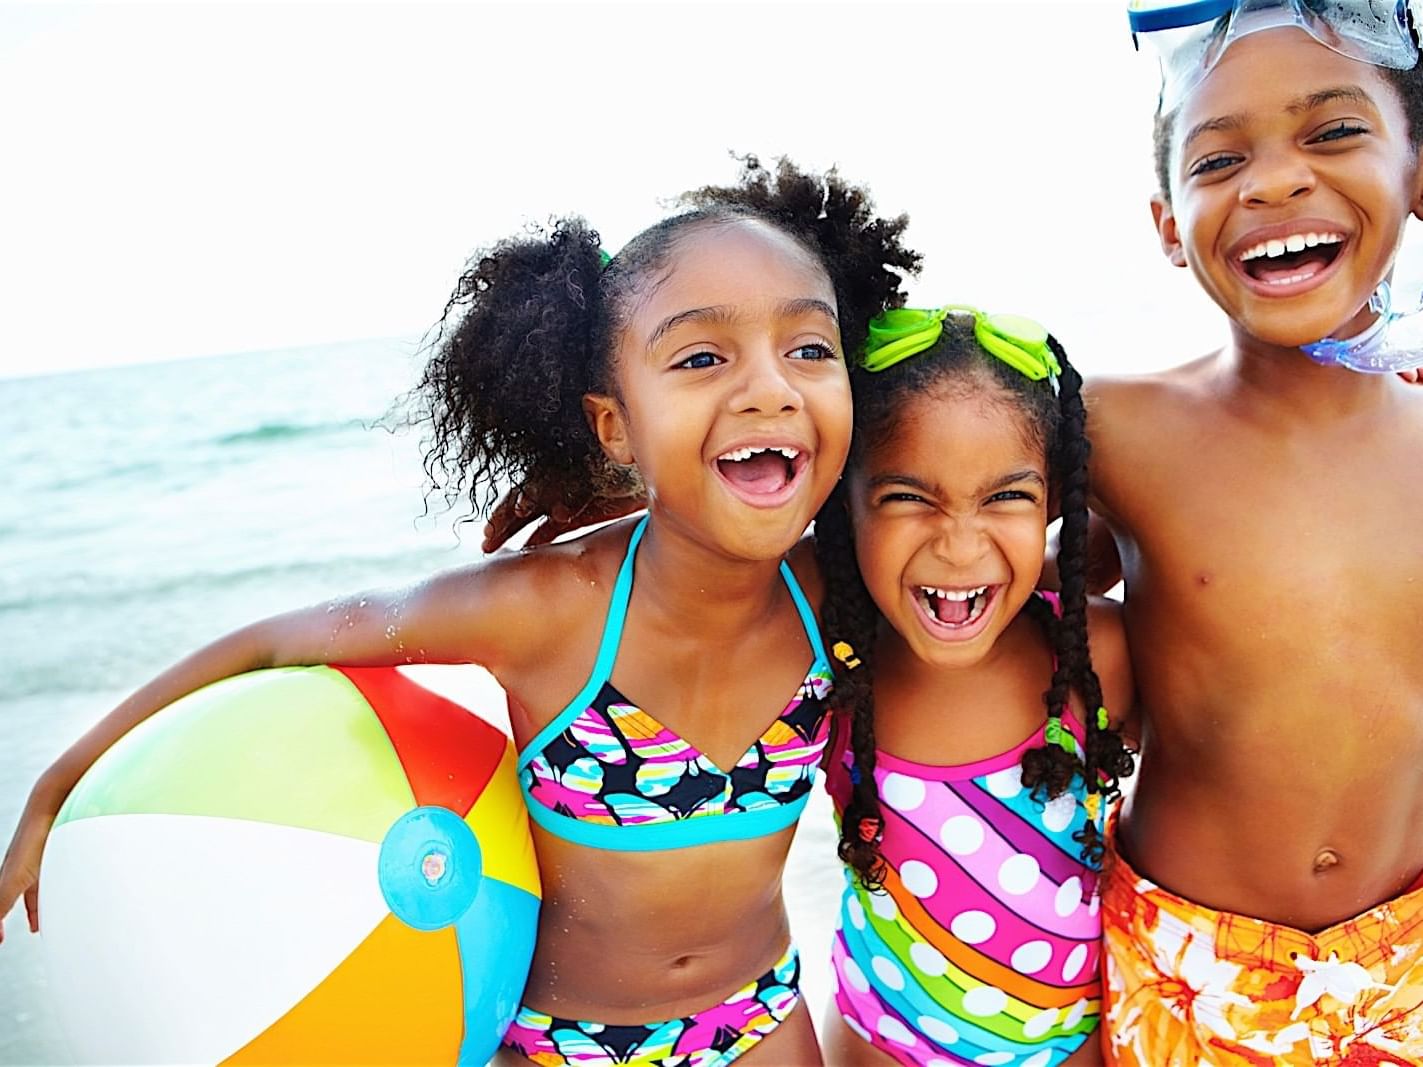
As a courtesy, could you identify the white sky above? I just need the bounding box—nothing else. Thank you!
[5,0,1404,380]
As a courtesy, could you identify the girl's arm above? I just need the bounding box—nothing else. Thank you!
[1086,596,1138,746]
[0,548,571,943]
[1044,512,1123,597]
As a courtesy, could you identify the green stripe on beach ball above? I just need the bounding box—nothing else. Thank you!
[56,667,415,843]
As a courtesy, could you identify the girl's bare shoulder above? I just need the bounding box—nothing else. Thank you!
[330,519,635,678]
[466,518,639,663]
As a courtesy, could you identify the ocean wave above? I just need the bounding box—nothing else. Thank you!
[212,418,365,447]
[0,546,470,703]
[0,545,463,619]
[46,459,166,493]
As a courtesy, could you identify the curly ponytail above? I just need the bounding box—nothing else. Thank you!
[414,217,635,523]
[681,156,921,358]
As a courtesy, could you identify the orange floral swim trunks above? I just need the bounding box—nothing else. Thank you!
[1102,827,1423,1065]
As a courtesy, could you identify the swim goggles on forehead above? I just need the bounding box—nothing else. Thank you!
[862,305,1062,384]
[1128,0,1420,113]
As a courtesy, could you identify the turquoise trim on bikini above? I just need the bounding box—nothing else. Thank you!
[514,516,832,852]
[525,792,813,852]
[779,557,828,669]
[516,516,648,772]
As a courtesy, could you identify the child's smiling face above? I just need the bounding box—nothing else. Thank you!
[588,218,852,561]
[847,380,1049,671]
[1153,27,1423,348]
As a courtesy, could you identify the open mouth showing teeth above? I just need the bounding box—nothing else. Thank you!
[920,585,990,627]
[715,445,803,495]
[1238,232,1344,286]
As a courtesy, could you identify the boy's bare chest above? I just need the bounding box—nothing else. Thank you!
[1093,389,1423,914]
[1101,424,1423,693]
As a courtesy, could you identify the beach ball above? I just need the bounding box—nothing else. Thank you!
[40,664,540,1065]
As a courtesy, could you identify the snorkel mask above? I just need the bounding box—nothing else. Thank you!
[1129,0,1423,372]
[1299,279,1423,369]
[1129,0,1419,114]
[863,305,1061,386]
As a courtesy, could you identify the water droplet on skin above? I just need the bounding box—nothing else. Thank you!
[385,625,397,639]
[358,598,368,608]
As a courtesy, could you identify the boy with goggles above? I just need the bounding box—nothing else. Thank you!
[1093,1,1423,1063]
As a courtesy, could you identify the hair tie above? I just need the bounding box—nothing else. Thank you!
[832,641,862,670]
[1044,717,1078,756]
[857,816,883,844]
[597,248,613,270]
[1096,706,1109,731]
[1084,792,1102,821]
[848,764,863,786]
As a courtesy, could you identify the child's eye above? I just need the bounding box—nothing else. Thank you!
[986,490,1036,505]
[675,351,723,370]
[1311,121,1367,144]
[878,491,928,506]
[788,342,836,361]
[1187,153,1241,178]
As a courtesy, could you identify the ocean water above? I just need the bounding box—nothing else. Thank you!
[0,341,841,1065]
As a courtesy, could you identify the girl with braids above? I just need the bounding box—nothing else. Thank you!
[0,157,919,1066]
[816,307,1136,1067]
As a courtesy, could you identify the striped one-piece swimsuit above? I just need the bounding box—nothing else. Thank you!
[827,709,1104,1067]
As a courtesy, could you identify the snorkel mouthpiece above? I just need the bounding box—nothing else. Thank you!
[1300,281,1423,372]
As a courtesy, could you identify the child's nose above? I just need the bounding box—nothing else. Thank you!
[729,350,803,415]
[1239,146,1315,207]
[930,518,988,567]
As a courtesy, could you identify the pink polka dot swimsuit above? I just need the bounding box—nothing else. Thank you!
[827,701,1104,1066]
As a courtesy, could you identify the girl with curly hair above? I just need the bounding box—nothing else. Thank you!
[0,157,918,1066]
[816,307,1135,1067]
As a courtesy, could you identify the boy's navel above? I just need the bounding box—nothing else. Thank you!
[1313,848,1341,875]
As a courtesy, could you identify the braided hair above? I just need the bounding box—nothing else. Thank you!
[410,156,920,523]
[816,316,1135,889]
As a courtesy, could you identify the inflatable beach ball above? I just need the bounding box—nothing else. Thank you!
[40,664,540,1066]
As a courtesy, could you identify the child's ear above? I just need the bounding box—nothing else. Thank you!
[582,393,634,465]
[1150,194,1188,268]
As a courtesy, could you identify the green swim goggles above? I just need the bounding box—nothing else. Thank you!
[862,304,1061,384]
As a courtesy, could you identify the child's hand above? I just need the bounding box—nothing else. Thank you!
[482,483,647,552]
[0,785,61,943]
